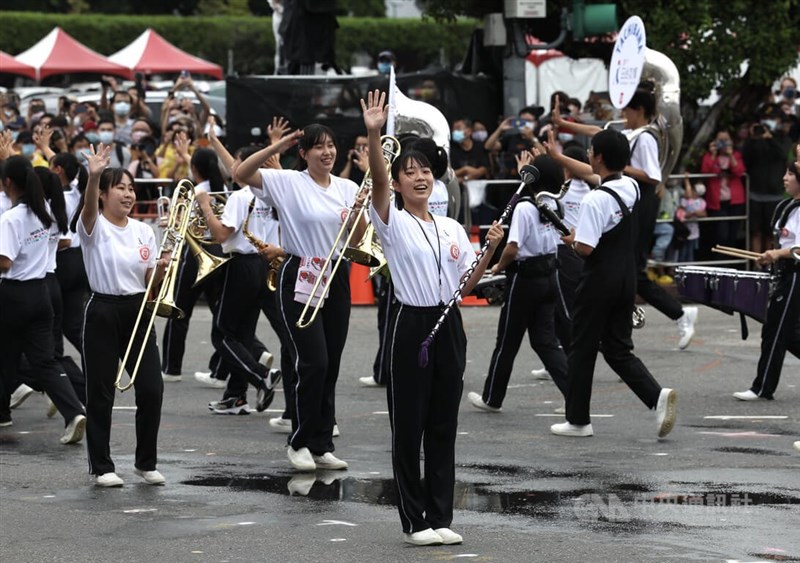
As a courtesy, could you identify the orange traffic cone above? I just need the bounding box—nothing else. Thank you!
[349,263,375,305]
[461,226,487,307]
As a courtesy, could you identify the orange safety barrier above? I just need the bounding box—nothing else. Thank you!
[462,226,488,307]
[349,263,376,305]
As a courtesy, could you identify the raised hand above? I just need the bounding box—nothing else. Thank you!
[83,143,112,176]
[267,116,290,145]
[275,129,303,152]
[33,124,53,150]
[0,130,13,160]
[174,131,191,163]
[205,116,218,143]
[515,150,534,175]
[360,89,388,132]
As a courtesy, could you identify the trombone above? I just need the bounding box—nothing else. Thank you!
[115,180,195,392]
[296,135,400,329]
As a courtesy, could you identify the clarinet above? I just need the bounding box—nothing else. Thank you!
[417,165,541,368]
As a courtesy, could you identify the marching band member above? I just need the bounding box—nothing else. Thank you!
[76,146,168,487]
[236,123,367,472]
[733,160,800,400]
[363,91,503,546]
[0,156,86,441]
[195,176,282,415]
[161,147,229,385]
[467,153,569,413]
[550,129,677,439]
[551,88,698,349]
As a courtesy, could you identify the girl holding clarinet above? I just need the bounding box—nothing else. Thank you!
[362,90,503,546]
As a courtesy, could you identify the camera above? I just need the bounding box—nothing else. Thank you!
[180,70,190,79]
[715,140,728,151]
[510,118,526,129]
[752,124,766,137]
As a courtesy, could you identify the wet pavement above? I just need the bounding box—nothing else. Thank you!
[1,304,799,562]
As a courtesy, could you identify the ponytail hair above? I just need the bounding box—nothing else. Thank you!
[1,156,52,229]
[34,166,69,234]
[407,137,449,179]
[51,151,88,193]
[190,147,224,192]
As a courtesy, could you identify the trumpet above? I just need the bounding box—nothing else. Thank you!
[115,180,195,392]
[296,135,400,329]
[242,198,285,291]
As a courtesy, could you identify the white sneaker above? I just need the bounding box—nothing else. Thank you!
[134,468,166,485]
[258,351,274,370]
[287,446,316,471]
[10,384,35,409]
[733,390,761,401]
[553,405,566,415]
[467,391,501,413]
[434,528,463,545]
[312,452,348,470]
[269,417,292,433]
[60,414,86,444]
[194,371,227,389]
[404,528,443,546]
[550,421,594,437]
[794,441,800,453]
[359,376,382,387]
[333,424,340,437]
[96,472,124,487]
[677,307,698,350]
[530,368,551,380]
[656,388,677,438]
[162,372,182,382]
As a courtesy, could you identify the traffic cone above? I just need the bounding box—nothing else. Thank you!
[349,263,375,305]
[461,226,488,307]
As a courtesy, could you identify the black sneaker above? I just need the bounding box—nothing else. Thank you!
[0,412,12,427]
[211,397,250,415]
[256,369,282,412]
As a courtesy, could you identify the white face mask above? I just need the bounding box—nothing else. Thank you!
[98,131,115,145]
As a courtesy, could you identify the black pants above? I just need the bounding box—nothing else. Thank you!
[0,279,84,425]
[749,269,800,398]
[162,244,225,377]
[555,245,583,354]
[636,183,683,321]
[16,274,85,403]
[278,255,350,455]
[55,247,88,352]
[387,304,465,534]
[566,271,662,426]
[82,292,163,475]
[212,254,270,393]
[371,278,395,385]
[481,270,568,407]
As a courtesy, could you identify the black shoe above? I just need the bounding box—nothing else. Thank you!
[211,396,250,415]
[256,369,282,412]
[0,412,12,427]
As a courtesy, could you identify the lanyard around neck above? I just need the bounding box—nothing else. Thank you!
[407,210,443,304]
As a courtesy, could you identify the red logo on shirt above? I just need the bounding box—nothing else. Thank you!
[139,246,150,261]
[450,243,460,260]
[340,208,349,223]
[781,228,789,238]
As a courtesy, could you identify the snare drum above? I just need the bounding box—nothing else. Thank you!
[674,266,772,323]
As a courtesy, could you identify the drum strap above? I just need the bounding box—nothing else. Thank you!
[772,198,800,238]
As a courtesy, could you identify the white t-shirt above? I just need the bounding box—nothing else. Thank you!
[219,187,277,254]
[78,213,157,295]
[370,203,474,307]
[777,202,799,250]
[624,128,661,184]
[428,179,449,217]
[508,201,559,259]
[253,169,358,258]
[0,192,12,216]
[562,178,592,231]
[0,203,54,281]
[63,180,82,249]
[574,176,639,249]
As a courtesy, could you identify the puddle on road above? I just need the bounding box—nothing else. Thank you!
[182,464,799,525]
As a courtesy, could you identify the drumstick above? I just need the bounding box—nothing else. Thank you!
[714,245,762,258]
[711,247,760,261]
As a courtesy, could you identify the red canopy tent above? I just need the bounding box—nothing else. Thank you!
[15,27,133,82]
[0,50,36,79]
[108,29,223,79]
